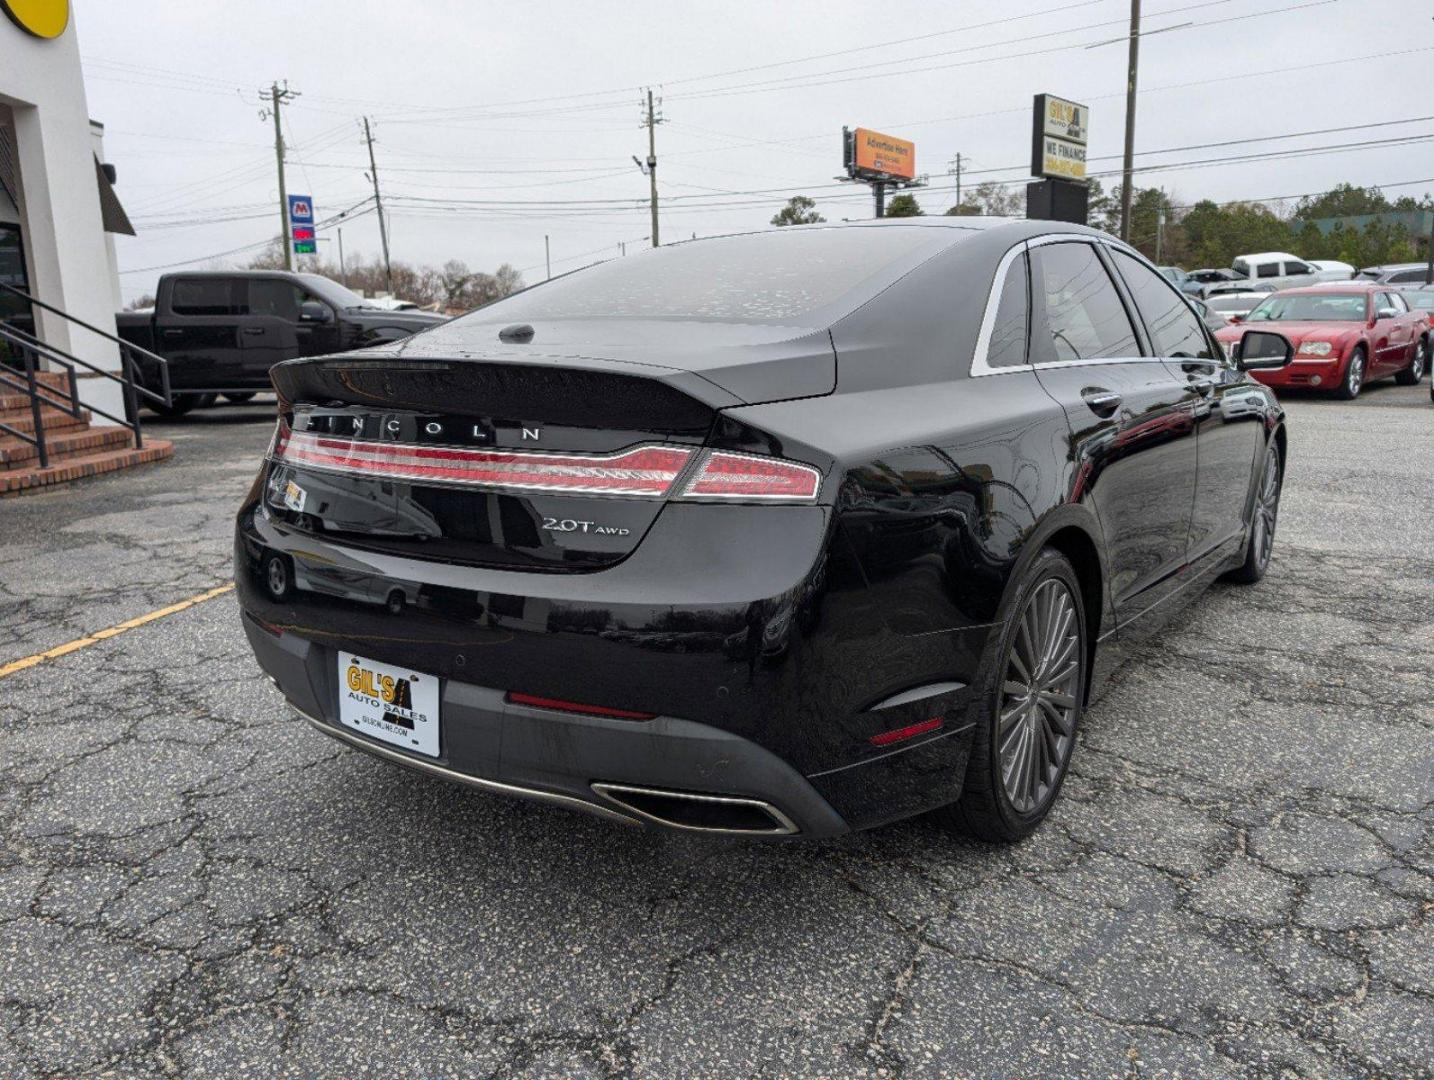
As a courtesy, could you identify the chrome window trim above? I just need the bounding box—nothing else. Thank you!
[970,233,1160,377]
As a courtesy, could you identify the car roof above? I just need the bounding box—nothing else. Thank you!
[1278,282,1379,296]
[1236,251,1300,262]
[1359,262,1425,273]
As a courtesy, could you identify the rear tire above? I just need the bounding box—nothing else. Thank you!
[1336,347,1365,399]
[1395,337,1427,386]
[1226,441,1282,584]
[938,548,1087,843]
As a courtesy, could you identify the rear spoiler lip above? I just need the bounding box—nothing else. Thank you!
[270,350,748,413]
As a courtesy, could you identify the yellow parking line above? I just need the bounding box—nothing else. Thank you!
[0,582,236,681]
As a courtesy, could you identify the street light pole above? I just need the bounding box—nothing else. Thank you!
[1119,0,1141,242]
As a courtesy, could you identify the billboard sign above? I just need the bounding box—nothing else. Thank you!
[846,127,916,182]
[1032,95,1088,181]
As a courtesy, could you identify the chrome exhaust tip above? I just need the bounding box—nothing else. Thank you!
[590,782,799,836]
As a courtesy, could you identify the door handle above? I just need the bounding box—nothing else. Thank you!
[161,328,183,338]
[241,327,265,336]
[1188,377,1216,397]
[1081,388,1123,416]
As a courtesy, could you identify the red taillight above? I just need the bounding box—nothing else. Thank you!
[681,450,821,502]
[505,692,656,721]
[869,717,944,747]
[272,426,693,498]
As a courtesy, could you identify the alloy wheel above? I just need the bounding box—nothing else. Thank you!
[1251,450,1280,571]
[997,578,1080,815]
[1415,341,1427,381]
[1347,354,1364,396]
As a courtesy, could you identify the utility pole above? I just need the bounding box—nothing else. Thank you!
[545,235,551,280]
[337,228,347,286]
[362,117,393,294]
[874,182,886,219]
[644,89,661,247]
[1119,0,1141,241]
[260,81,298,271]
[948,153,963,212]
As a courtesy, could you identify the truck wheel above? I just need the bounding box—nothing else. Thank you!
[146,394,198,418]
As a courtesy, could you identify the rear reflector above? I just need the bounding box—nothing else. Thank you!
[869,717,944,747]
[682,450,821,502]
[505,692,657,721]
[273,425,693,498]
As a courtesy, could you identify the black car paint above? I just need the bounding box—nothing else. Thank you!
[235,219,1285,836]
[117,271,445,396]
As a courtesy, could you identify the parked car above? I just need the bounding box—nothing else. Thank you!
[1228,251,1347,292]
[237,219,1293,842]
[1214,283,1428,398]
[1398,286,1434,315]
[1204,291,1274,324]
[1356,262,1432,286]
[1185,267,1239,296]
[116,271,447,415]
[1206,280,1276,300]
[1185,295,1228,333]
[1307,259,1355,278]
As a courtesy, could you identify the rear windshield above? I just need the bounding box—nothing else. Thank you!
[1246,294,1368,322]
[1206,296,1258,312]
[463,227,954,325]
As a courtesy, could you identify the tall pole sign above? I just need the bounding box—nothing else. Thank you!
[1027,94,1090,225]
[288,195,316,255]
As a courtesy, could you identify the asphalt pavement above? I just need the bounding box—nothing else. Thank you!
[1,384,1431,1079]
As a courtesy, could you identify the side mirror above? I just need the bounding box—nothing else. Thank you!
[1376,308,1399,320]
[298,300,333,324]
[1235,329,1293,371]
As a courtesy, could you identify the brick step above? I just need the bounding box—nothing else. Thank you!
[0,425,133,467]
[0,367,70,390]
[0,386,77,413]
[0,438,173,496]
[0,407,93,436]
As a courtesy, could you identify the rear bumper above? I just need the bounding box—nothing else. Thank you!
[245,613,852,837]
[235,491,989,835]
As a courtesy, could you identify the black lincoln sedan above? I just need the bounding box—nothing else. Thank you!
[236,219,1292,842]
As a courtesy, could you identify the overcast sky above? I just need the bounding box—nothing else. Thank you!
[73,0,1431,303]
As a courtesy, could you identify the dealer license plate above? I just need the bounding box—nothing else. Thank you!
[337,652,440,758]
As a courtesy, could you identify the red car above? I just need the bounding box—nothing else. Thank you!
[1214,283,1428,398]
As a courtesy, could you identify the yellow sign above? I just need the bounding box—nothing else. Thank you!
[1,0,69,38]
[853,128,916,181]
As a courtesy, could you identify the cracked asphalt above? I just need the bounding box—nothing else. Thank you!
[1,384,1432,1079]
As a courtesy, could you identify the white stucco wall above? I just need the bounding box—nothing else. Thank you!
[0,9,125,423]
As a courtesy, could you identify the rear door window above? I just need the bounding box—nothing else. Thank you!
[170,277,239,316]
[1030,242,1139,363]
[1111,250,1214,359]
[1391,269,1426,284]
[1256,262,1281,279]
[985,251,1030,368]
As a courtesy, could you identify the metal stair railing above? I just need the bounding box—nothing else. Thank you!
[0,282,171,469]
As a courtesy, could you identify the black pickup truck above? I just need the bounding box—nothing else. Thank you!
[117,271,446,414]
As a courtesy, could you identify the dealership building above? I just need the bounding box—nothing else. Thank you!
[0,0,167,492]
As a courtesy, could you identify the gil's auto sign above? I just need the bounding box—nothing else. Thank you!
[1031,94,1088,181]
